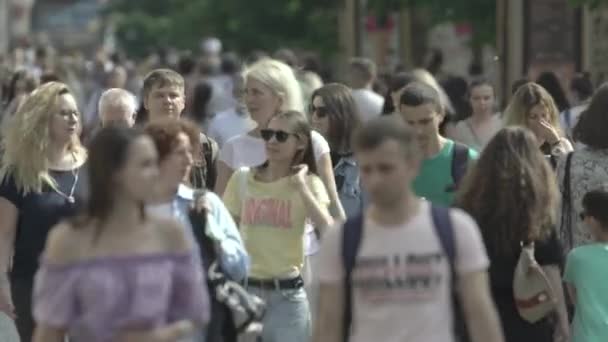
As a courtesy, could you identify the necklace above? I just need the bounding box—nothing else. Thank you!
[52,167,80,203]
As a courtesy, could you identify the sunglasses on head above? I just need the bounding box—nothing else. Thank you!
[260,129,294,143]
[309,104,329,118]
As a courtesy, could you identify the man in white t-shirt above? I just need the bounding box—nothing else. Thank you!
[313,118,504,342]
[348,58,384,122]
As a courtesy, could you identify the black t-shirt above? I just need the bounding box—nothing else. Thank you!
[0,167,88,279]
[485,230,563,341]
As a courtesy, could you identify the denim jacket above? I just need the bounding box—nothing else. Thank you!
[334,156,365,218]
[174,184,250,281]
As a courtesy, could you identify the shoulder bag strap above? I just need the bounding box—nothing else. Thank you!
[341,214,364,342]
[431,205,471,342]
[561,152,574,250]
[430,205,456,277]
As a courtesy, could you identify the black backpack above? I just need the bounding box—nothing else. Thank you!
[341,205,469,342]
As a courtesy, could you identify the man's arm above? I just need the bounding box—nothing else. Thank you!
[313,282,344,342]
[458,270,505,342]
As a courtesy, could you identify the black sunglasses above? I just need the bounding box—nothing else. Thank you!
[309,104,329,118]
[580,211,588,221]
[260,129,294,143]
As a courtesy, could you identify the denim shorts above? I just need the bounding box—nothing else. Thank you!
[245,284,310,342]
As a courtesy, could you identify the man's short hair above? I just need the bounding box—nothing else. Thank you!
[582,188,608,230]
[349,57,377,83]
[98,88,138,117]
[353,117,419,160]
[399,81,443,114]
[142,69,185,99]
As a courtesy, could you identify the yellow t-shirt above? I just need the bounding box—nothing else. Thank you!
[223,169,330,279]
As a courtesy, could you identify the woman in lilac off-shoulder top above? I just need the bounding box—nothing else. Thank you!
[32,127,210,342]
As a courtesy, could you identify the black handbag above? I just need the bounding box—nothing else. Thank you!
[188,190,265,340]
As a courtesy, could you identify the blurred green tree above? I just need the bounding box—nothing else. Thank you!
[106,0,508,63]
[105,0,340,58]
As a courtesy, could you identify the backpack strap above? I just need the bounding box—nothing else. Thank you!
[430,205,456,275]
[447,142,470,193]
[201,135,218,190]
[431,204,472,342]
[341,214,364,342]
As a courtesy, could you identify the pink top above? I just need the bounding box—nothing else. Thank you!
[33,252,210,341]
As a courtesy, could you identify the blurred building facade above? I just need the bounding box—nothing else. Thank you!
[0,0,107,54]
[498,0,608,101]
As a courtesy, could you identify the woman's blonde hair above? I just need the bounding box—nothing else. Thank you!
[0,82,86,194]
[412,68,454,114]
[456,127,560,256]
[244,58,304,113]
[503,82,564,137]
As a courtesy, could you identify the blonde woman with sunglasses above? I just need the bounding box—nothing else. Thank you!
[223,110,332,342]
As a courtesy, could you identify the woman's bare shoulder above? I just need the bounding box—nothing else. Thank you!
[151,217,192,253]
[43,220,92,265]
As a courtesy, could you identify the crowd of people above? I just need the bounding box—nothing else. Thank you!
[0,37,606,342]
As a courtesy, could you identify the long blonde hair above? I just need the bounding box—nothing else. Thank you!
[244,58,304,113]
[0,82,86,194]
[503,82,564,137]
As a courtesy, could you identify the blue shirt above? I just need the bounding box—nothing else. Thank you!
[150,184,249,282]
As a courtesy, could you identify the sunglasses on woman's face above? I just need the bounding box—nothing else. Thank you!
[260,129,294,143]
[309,104,329,118]
[580,211,588,221]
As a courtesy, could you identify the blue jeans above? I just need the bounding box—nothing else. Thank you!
[246,285,310,342]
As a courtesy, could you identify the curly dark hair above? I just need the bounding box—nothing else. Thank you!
[456,127,560,256]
